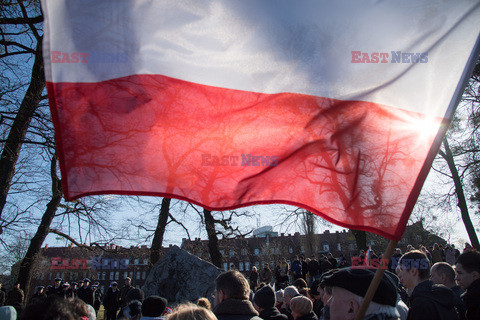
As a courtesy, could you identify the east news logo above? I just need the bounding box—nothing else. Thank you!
[351,51,428,63]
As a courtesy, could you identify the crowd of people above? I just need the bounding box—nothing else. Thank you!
[0,243,478,320]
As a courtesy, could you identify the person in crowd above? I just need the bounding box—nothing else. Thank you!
[5,282,24,306]
[319,257,332,274]
[388,248,403,274]
[66,282,77,299]
[103,281,120,320]
[197,297,212,310]
[307,257,320,287]
[396,250,457,319]
[419,245,432,264]
[21,296,90,320]
[432,243,444,264]
[119,277,134,308]
[168,302,218,320]
[445,245,457,265]
[382,271,408,320]
[118,288,145,320]
[326,254,337,269]
[251,267,259,292]
[455,250,480,320]
[293,279,308,293]
[253,285,287,320]
[0,282,5,307]
[275,290,284,311]
[430,262,467,320]
[307,281,322,318]
[280,286,299,320]
[30,285,47,304]
[212,270,261,320]
[230,264,236,271]
[140,295,167,320]
[291,257,302,281]
[324,267,399,320]
[300,257,308,281]
[47,277,64,297]
[61,282,71,299]
[77,278,94,306]
[92,282,103,315]
[289,296,317,320]
[261,264,273,285]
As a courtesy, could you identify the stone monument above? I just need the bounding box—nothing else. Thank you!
[142,245,221,304]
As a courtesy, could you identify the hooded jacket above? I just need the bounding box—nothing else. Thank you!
[461,278,480,320]
[258,307,288,320]
[407,280,458,320]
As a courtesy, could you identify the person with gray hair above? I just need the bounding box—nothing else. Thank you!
[431,262,467,320]
[280,286,299,320]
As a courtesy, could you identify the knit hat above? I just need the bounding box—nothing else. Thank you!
[254,285,276,309]
[322,267,396,307]
[142,295,167,317]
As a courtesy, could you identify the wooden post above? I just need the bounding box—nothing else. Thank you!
[354,239,398,320]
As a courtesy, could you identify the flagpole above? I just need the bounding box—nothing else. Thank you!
[354,239,398,320]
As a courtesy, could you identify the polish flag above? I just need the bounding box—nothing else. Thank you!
[41,0,480,240]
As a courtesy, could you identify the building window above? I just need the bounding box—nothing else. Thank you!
[129,271,133,279]
[124,272,128,279]
[134,259,139,265]
[254,248,259,255]
[136,271,141,280]
[300,246,305,253]
[109,272,114,280]
[125,259,129,265]
[337,243,341,251]
[115,272,120,280]
[241,248,247,256]
[102,272,106,280]
[289,247,293,253]
[143,259,148,265]
[239,262,244,271]
[223,263,228,271]
[142,271,146,280]
[245,262,250,271]
[229,250,235,257]
[323,244,330,252]
[48,273,52,280]
[97,273,101,280]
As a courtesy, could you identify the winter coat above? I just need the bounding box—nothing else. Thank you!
[260,268,273,283]
[0,290,5,306]
[118,300,142,320]
[258,307,288,320]
[308,260,320,278]
[406,280,458,320]
[461,278,480,320]
[279,306,293,320]
[291,260,302,278]
[104,287,120,311]
[450,286,466,320]
[77,286,94,306]
[213,298,263,320]
[5,287,23,306]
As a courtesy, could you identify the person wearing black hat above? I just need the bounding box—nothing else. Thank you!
[103,281,120,320]
[397,250,457,320]
[47,277,64,297]
[253,285,287,320]
[140,295,167,319]
[77,278,94,306]
[323,267,399,320]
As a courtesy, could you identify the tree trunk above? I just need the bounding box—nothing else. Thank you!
[17,155,62,299]
[0,40,45,222]
[204,209,223,268]
[351,230,367,252]
[440,138,480,250]
[149,197,171,268]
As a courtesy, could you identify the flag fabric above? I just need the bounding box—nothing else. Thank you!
[42,0,480,240]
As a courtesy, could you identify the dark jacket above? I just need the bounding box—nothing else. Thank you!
[259,307,288,320]
[213,298,263,320]
[77,286,94,306]
[0,289,6,306]
[407,280,458,320]
[104,287,120,311]
[5,287,24,305]
[291,260,302,278]
[307,260,320,277]
[296,312,317,320]
[462,278,480,320]
[450,286,466,320]
[279,306,293,320]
